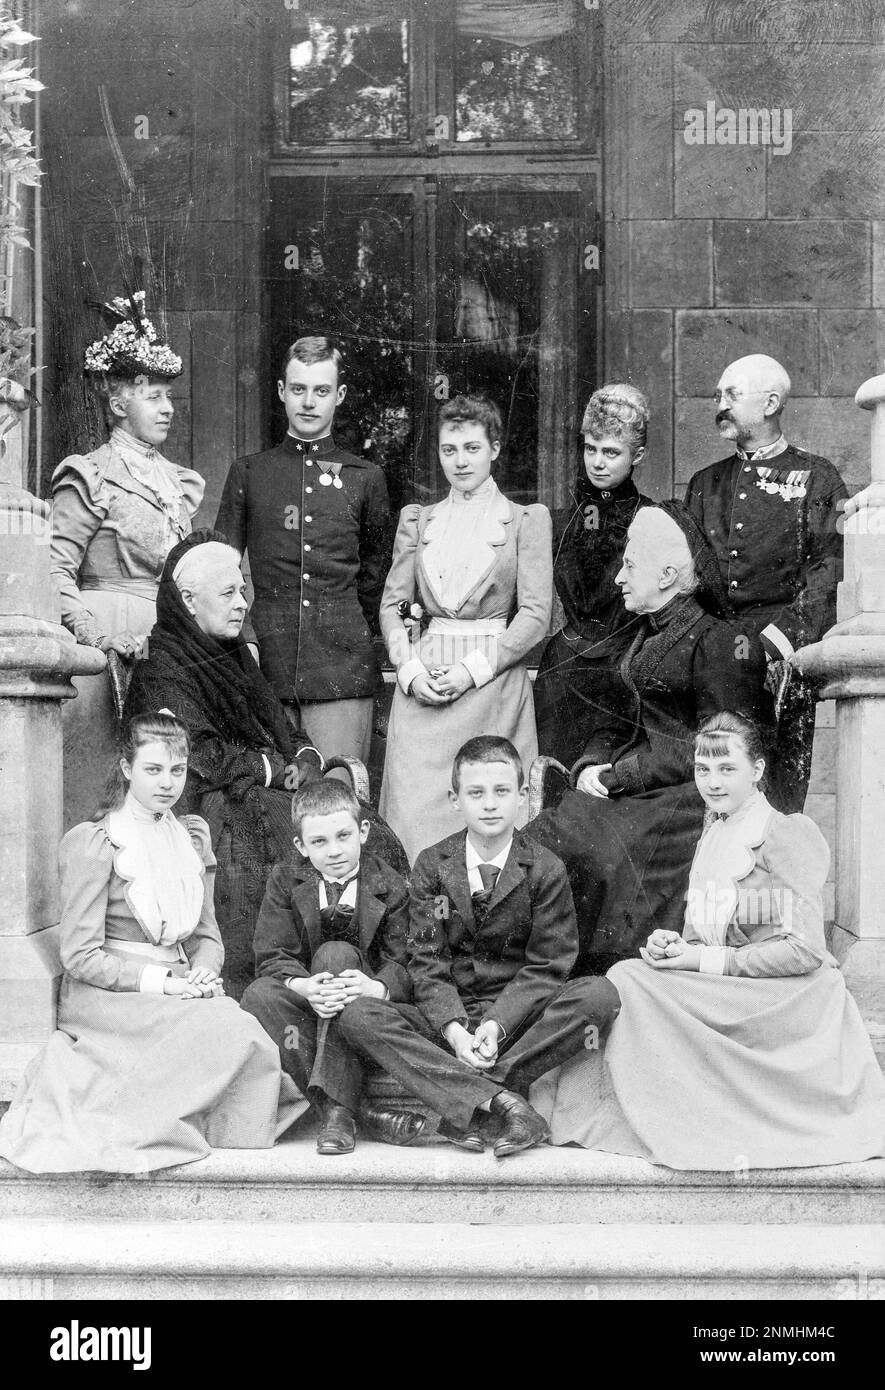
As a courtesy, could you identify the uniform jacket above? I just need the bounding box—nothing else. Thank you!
[215,433,391,702]
[684,444,848,654]
[574,594,774,796]
[407,829,577,1037]
[252,852,412,1001]
[682,801,833,978]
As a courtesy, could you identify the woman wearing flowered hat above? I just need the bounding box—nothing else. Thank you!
[51,293,205,827]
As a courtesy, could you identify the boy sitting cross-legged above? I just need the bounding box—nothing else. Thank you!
[240,781,426,1156]
[337,736,621,1157]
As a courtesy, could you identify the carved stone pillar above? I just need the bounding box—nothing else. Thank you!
[0,444,105,1099]
[794,370,885,1067]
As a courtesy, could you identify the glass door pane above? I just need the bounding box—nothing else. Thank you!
[431,183,595,507]
[266,179,419,514]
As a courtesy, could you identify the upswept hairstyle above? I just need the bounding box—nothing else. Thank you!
[695,710,766,766]
[280,335,344,380]
[581,383,649,453]
[438,394,503,446]
[93,712,190,819]
[292,779,363,841]
[451,734,524,791]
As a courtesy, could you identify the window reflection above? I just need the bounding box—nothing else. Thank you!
[455,0,579,143]
[288,10,409,145]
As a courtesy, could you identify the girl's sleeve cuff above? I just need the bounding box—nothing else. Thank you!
[139,964,171,993]
[397,657,427,694]
[460,648,495,689]
[698,946,727,975]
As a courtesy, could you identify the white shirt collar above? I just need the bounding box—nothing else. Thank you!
[318,865,359,912]
[736,434,788,463]
[465,833,512,895]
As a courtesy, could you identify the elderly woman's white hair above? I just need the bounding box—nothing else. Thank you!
[172,540,242,592]
[629,507,699,596]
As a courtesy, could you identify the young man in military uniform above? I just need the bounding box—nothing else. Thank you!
[684,353,848,811]
[215,336,390,765]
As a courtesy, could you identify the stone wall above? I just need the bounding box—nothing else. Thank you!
[602,0,885,909]
[39,0,264,525]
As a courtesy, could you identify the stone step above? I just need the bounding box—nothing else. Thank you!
[2,1218,882,1300]
[3,1141,884,1227]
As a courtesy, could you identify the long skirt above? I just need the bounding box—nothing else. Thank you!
[0,970,307,1174]
[530,959,885,1170]
[533,627,632,768]
[62,588,155,830]
[527,781,706,973]
[379,636,538,865]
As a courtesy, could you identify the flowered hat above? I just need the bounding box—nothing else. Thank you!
[84,292,182,381]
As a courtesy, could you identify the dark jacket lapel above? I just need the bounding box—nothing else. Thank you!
[290,875,323,959]
[355,864,388,954]
[439,835,478,934]
[484,833,533,915]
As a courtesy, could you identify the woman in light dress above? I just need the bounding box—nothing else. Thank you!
[0,712,306,1174]
[52,293,204,827]
[531,711,885,1170]
[378,394,552,864]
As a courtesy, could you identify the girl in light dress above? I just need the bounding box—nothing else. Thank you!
[531,711,885,1170]
[378,395,552,864]
[0,713,306,1174]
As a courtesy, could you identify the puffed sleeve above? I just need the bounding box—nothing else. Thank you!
[379,504,429,694]
[58,824,148,992]
[174,463,206,522]
[719,815,831,978]
[484,503,553,679]
[180,815,224,974]
[50,452,110,644]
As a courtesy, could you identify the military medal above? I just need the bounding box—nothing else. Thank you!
[319,472,332,486]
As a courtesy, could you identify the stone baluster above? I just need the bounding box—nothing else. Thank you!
[0,439,105,1099]
[793,368,885,1067]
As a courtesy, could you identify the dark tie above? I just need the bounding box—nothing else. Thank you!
[472,863,500,921]
[324,879,346,910]
[477,863,500,894]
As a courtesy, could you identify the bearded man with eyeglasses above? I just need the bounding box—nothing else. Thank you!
[683,353,847,812]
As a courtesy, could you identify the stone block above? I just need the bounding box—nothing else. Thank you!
[873,224,885,309]
[57,136,193,224]
[0,699,64,934]
[714,222,870,308]
[676,310,818,397]
[784,398,871,491]
[605,309,674,498]
[675,138,765,219]
[674,44,885,132]
[808,726,836,793]
[673,399,727,487]
[607,0,885,43]
[820,311,885,397]
[624,44,673,219]
[817,700,836,728]
[191,313,238,516]
[804,791,835,855]
[629,221,712,307]
[769,135,885,221]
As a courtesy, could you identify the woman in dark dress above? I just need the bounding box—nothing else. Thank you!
[528,502,776,977]
[124,530,408,997]
[534,385,652,766]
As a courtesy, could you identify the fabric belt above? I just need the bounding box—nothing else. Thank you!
[103,939,187,963]
[426,617,507,637]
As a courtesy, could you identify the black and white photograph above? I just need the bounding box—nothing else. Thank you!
[0,0,884,1330]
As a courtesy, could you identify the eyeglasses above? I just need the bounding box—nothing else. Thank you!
[713,388,770,405]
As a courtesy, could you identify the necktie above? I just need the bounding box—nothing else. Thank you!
[477,863,500,894]
[324,879,346,910]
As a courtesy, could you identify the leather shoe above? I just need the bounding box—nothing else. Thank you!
[359,1100,427,1146]
[316,1102,356,1155]
[438,1112,487,1153]
[489,1089,549,1158]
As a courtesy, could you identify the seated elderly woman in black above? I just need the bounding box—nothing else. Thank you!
[528,502,776,977]
[124,529,408,996]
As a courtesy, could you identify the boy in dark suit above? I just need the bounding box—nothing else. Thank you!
[338,737,621,1157]
[240,781,425,1156]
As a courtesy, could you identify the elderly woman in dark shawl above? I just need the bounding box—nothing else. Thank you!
[124,529,408,996]
[528,501,777,977]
